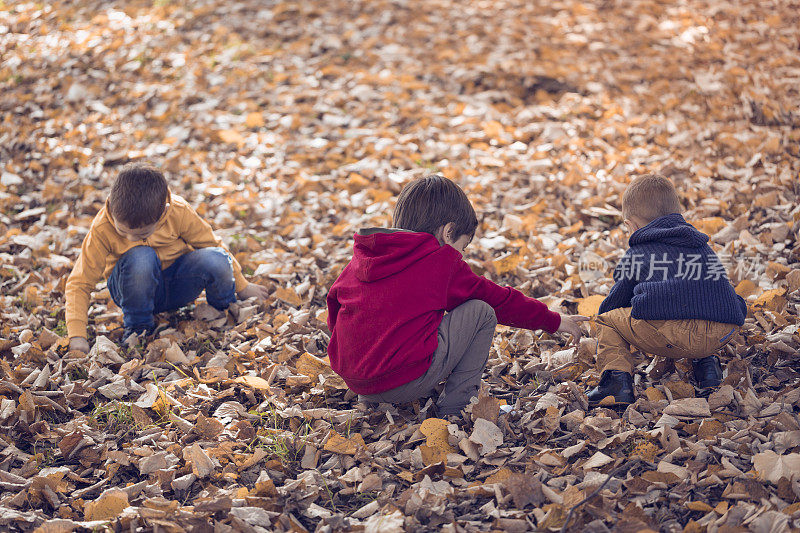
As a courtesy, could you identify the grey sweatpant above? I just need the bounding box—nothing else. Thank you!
[359,300,497,416]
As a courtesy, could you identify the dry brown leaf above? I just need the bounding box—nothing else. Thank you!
[84,488,129,520]
[470,396,500,424]
[274,286,303,307]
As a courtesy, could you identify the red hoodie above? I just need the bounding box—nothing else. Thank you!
[326,229,561,395]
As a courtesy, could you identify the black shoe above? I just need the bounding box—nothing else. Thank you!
[692,356,722,389]
[121,325,155,344]
[587,370,635,405]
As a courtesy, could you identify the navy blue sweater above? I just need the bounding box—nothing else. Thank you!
[599,213,747,325]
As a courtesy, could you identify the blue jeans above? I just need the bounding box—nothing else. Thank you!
[108,246,236,332]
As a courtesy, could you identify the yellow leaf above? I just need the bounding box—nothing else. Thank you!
[347,172,370,192]
[630,441,660,462]
[690,217,726,236]
[762,136,781,154]
[23,285,42,306]
[274,286,303,307]
[644,387,666,402]
[482,120,505,140]
[323,431,365,455]
[420,444,448,466]
[493,253,521,275]
[398,471,414,482]
[245,112,264,128]
[484,467,514,485]
[84,489,129,521]
[151,388,173,417]
[367,189,393,204]
[753,288,786,311]
[577,295,605,316]
[235,375,272,391]
[686,501,714,512]
[420,418,455,453]
[295,352,331,380]
[217,129,245,145]
[735,279,757,298]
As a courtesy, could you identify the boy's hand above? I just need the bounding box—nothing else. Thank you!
[237,282,270,301]
[69,337,90,353]
[556,314,590,346]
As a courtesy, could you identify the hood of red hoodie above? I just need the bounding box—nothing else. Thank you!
[351,228,443,282]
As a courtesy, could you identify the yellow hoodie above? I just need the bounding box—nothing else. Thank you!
[65,193,248,339]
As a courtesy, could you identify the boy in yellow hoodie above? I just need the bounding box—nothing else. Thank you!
[66,165,269,353]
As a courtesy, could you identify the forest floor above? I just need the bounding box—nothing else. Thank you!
[0,0,799,531]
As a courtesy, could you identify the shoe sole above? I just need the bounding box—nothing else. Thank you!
[588,396,633,407]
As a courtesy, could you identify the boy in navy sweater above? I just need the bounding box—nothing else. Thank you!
[587,174,747,405]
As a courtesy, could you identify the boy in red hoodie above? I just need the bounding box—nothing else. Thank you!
[326,175,587,416]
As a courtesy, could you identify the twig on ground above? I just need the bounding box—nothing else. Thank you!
[559,457,643,533]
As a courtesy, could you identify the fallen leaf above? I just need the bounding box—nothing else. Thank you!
[84,488,129,520]
[469,418,503,455]
[323,430,365,455]
[185,443,215,478]
[577,295,605,316]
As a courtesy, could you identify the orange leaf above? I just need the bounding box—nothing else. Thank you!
[274,286,303,307]
[577,295,605,316]
[734,280,757,298]
[245,112,264,128]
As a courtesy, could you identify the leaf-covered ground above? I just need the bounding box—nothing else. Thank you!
[1,0,799,531]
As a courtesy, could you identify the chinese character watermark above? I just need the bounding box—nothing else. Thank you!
[579,251,766,283]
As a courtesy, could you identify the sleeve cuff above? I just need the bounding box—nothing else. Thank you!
[66,321,88,340]
[234,275,249,293]
[543,310,561,334]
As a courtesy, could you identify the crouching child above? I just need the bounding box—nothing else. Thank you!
[587,174,747,405]
[326,174,587,416]
[65,165,269,353]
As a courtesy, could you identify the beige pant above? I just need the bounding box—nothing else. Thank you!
[596,307,739,374]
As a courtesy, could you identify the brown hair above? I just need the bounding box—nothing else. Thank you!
[109,165,169,227]
[393,175,478,240]
[622,173,682,223]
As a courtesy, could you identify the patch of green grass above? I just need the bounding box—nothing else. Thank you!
[250,404,312,465]
[88,401,137,434]
[347,491,381,514]
[67,364,89,382]
[342,412,354,438]
[414,158,438,171]
[16,297,35,312]
[32,441,57,467]
[52,319,68,338]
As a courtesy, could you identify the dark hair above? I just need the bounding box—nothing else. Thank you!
[622,173,682,223]
[108,165,169,227]
[392,175,478,240]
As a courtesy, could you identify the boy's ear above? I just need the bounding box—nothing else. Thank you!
[624,218,641,233]
[442,222,457,245]
[434,223,456,246]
